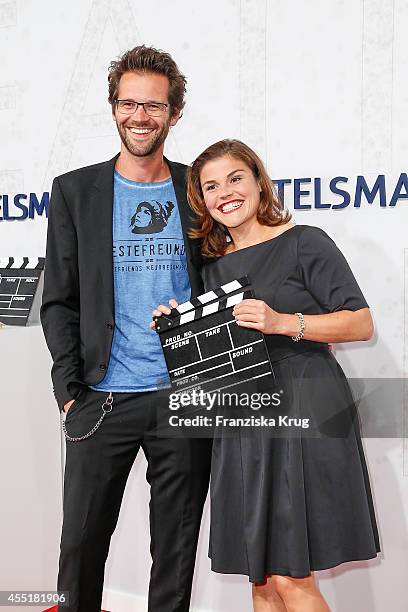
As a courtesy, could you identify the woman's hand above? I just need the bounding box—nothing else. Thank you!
[149,298,179,330]
[233,300,373,343]
[232,299,283,334]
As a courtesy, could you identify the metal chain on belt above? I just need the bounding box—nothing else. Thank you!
[61,392,114,442]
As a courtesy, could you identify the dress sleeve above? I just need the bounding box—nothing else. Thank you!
[297,226,369,312]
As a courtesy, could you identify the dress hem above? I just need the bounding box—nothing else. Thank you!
[209,549,381,582]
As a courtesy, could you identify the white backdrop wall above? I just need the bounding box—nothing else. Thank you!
[1,1,407,611]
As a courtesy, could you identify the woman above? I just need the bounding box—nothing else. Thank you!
[152,139,380,612]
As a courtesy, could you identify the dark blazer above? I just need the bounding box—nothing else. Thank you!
[41,154,203,411]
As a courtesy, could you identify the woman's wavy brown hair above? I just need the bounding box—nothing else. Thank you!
[187,139,291,258]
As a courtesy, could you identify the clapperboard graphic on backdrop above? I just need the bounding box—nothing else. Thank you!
[155,276,275,398]
[0,257,45,326]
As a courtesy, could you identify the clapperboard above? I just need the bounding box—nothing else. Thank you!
[0,257,45,326]
[155,276,275,398]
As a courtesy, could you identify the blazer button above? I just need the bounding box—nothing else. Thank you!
[99,363,107,371]
[107,323,113,330]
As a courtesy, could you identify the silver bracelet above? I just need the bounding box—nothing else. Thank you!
[292,312,305,342]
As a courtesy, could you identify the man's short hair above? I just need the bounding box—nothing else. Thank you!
[108,45,186,115]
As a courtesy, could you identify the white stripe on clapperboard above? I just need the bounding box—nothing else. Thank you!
[222,279,245,294]
[176,279,247,314]
[176,292,219,314]
[179,311,196,325]
[225,292,245,308]
[0,257,40,268]
[195,279,244,307]
[2,257,24,268]
[194,335,203,361]
[201,302,220,317]
[179,292,245,324]
[197,291,217,305]
[177,301,195,314]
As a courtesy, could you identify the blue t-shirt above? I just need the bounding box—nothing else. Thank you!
[92,171,191,392]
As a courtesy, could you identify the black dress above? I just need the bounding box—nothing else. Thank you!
[201,224,380,582]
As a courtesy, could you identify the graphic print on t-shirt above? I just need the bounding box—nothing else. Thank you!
[112,175,188,276]
[130,199,174,234]
[92,171,191,394]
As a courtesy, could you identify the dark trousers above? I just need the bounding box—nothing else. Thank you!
[58,389,211,612]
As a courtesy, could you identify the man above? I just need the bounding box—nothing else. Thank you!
[41,45,211,612]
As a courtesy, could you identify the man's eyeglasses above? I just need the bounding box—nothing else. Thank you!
[115,99,169,117]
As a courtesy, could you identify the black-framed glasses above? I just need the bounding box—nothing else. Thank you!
[115,99,169,117]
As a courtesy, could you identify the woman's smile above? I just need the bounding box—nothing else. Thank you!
[217,199,244,214]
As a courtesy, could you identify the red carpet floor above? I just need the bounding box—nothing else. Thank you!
[43,608,109,611]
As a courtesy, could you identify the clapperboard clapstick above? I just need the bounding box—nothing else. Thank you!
[0,257,45,326]
[155,276,275,396]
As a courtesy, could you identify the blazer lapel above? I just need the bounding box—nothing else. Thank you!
[91,154,119,318]
[166,157,203,296]
[166,158,199,258]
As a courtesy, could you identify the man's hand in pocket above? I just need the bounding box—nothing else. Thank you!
[64,399,75,414]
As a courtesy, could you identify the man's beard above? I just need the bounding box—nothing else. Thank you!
[117,121,170,158]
